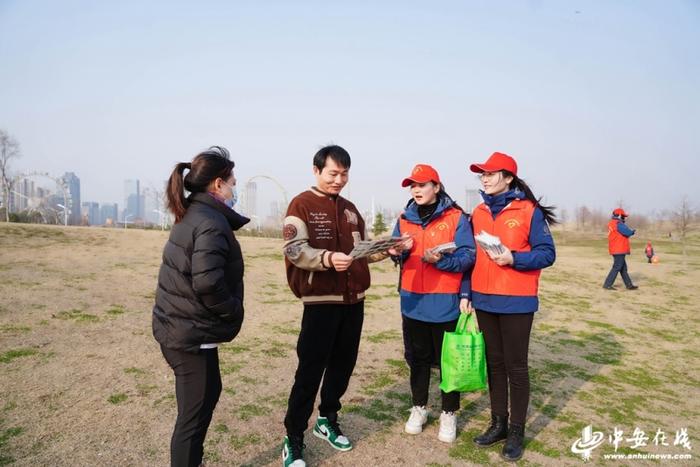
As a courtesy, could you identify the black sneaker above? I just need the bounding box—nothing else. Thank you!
[626,285,639,290]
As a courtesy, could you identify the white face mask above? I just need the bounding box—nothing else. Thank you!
[223,182,237,209]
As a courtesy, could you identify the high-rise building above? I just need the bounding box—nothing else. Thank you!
[124,179,142,221]
[265,200,287,229]
[81,202,100,225]
[11,177,34,211]
[142,186,164,225]
[62,172,81,225]
[465,188,481,214]
[244,181,257,218]
[100,203,118,226]
[269,200,281,220]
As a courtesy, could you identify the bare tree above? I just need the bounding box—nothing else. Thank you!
[575,205,590,230]
[590,208,608,231]
[560,208,568,227]
[674,196,694,256]
[634,213,650,231]
[558,208,568,244]
[0,129,21,222]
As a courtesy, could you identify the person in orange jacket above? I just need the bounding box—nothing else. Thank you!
[603,208,638,290]
[464,152,556,462]
[645,241,654,263]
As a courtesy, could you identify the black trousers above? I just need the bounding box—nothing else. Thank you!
[604,254,633,288]
[403,316,460,412]
[475,311,534,426]
[284,301,364,437]
[161,345,222,467]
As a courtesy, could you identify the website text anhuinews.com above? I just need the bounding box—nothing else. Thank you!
[603,453,692,461]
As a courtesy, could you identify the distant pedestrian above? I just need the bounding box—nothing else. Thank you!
[152,146,249,467]
[603,208,638,290]
[645,241,654,263]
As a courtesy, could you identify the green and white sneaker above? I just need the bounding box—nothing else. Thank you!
[312,416,353,451]
[282,435,306,467]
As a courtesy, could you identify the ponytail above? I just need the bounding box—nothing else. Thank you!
[166,146,235,223]
[167,162,191,223]
[505,172,558,225]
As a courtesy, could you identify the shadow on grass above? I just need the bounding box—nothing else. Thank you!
[237,356,491,466]
[523,329,622,460]
[237,328,621,466]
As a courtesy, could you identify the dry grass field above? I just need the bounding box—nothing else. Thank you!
[1,222,698,466]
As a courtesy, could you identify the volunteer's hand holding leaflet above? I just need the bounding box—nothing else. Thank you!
[387,234,413,256]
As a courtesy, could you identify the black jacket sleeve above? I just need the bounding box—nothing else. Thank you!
[191,221,243,322]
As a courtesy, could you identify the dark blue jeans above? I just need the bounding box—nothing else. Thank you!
[604,254,633,288]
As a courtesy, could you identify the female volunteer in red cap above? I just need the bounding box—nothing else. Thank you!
[464,152,556,462]
[387,164,475,444]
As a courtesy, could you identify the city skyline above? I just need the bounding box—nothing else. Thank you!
[1,2,698,218]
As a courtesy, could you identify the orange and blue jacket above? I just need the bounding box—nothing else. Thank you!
[608,217,635,255]
[392,195,476,323]
[470,190,555,314]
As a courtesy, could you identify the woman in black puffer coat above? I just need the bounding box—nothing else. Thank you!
[153,146,249,467]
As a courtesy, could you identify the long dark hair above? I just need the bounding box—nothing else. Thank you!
[503,170,557,225]
[166,146,235,223]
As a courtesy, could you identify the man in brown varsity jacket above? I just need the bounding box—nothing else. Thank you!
[281,145,387,467]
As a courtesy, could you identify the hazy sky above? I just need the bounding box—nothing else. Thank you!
[1,0,698,219]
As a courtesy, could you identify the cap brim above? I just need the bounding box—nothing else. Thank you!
[401,177,433,187]
[469,163,497,173]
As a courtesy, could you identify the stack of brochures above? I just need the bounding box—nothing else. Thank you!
[474,231,505,255]
[349,236,408,259]
[432,242,457,254]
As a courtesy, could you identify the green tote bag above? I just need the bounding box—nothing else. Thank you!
[439,313,487,393]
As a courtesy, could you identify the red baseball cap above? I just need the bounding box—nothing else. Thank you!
[469,152,518,176]
[613,208,628,217]
[401,164,441,187]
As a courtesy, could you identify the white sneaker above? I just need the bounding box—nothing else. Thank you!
[405,406,429,434]
[438,411,457,443]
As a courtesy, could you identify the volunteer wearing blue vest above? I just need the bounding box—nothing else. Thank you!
[464,152,556,462]
[388,164,476,443]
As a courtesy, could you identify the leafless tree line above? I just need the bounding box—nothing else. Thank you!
[562,200,697,239]
[1,129,21,222]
